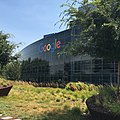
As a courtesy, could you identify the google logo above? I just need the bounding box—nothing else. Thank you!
[40,39,61,53]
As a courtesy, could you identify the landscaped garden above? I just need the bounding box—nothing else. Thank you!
[0,77,98,120]
[0,0,120,119]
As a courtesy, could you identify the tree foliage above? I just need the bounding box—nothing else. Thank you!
[60,0,120,61]
[0,31,19,69]
[2,60,21,80]
[60,0,120,96]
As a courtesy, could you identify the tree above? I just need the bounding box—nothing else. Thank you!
[0,31,19,70]
[60,0,120,96]
[2,60,21,80]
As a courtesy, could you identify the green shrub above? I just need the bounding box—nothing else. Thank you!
[65,82,96,91]
[77,82,89,90]
[65,82,78,91]
[0,77,13,87]
[64,104,70,110]
[69,107,81,115]
[2,60,21,80]
[96,85,120,114]
[88,84,97,91]
[98,86,117,104]
[56,98,61,102]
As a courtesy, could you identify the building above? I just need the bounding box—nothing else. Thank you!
[20,26,118,84]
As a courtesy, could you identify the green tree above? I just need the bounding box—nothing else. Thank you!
[0,31,19,70]
[2,60,21,80]
[60,0,120,96]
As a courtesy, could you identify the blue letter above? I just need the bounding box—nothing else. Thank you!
[40,43,43,53]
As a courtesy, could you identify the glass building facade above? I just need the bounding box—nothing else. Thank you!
[21,27,118,84]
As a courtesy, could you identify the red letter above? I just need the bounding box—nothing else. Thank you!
[56,41,61,49]
[43,45,46,52]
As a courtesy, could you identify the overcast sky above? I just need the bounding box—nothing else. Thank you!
[0,0,82,52]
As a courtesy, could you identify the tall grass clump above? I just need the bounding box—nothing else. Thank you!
[65,81,98,92]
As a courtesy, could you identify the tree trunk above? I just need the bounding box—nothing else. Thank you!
[117,61,120,99]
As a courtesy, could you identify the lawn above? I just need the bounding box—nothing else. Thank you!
[0,80,98,120]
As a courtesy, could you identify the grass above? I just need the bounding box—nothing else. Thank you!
[0,79,98,120]
[97,85,120,114]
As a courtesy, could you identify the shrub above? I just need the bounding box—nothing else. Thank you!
[70,107,81,115]
[65,82,94,91]
[77,82,89,90]
[2,60,21,80]
[0,78,13,87]
[65,82,78,91]
[64,104,70,110]
[96,85,120,114]
[56,97,61,102]
[98,86,117,104]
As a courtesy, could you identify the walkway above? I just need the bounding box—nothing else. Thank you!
[0,114,21,120]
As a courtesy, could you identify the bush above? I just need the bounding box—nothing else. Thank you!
[65,82,96,91]
[70,107,81,115]
[2,60,21,80]
[65,82,78,91]
[98,86,117,104]
[96,85,120,114]
[0,77,13,87]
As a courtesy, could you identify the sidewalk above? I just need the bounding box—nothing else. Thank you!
[0,114,21,120]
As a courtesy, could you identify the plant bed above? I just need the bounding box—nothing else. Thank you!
[86,95,120,120]
[0,85,13,96]
[0,78,13,97]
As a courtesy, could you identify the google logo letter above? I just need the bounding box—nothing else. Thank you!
[40,39,61,53]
